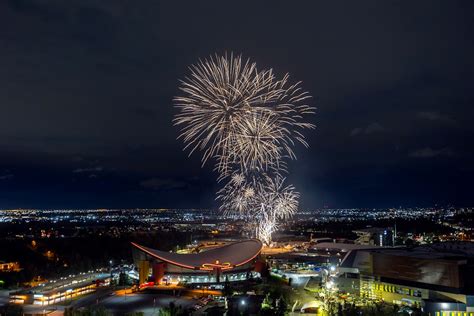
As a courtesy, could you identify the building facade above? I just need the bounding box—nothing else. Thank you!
[132,239,263,286]
[337,242,474,316]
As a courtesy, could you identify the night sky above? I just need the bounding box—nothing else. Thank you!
[1,0,473,209]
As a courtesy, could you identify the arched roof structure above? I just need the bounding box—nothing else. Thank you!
[132,239,262,271]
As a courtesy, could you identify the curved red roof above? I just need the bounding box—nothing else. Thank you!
[132,239,262,270]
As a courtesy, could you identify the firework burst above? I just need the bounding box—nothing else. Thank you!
[174,54,314,244]
[260,175,299,220]
[256,211,278,246]
[216,172,256,218]
[174,54,314,176]
[217,172,299,221]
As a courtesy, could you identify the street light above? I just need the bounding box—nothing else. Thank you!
[109,260,113,286]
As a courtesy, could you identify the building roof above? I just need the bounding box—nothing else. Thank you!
[12,272,109,296]
[132,239,262,270]
[310,242,381,252]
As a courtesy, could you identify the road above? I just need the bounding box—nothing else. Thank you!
[70,287,115,309]
[97,293,197,315]
[4,287,199,315]
[0,290,9,307]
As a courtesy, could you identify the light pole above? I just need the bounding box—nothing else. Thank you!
[109,260,113,287]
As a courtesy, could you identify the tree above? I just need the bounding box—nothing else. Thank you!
[119,272,129,286]
[277,296,287,316]
[64,306,109,316]
[1,304,23,316]
[158,302,187,316]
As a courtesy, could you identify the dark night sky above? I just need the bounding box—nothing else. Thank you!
[1,0,473,209]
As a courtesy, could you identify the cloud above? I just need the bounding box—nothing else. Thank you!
[0,174,14,180]
[140,178,189,191]
[409,147,454,158]
[417,111,455,123]
[365,122,385,134]
[350,122,385,136]
[73,166,103,173]
[350,127,363,136]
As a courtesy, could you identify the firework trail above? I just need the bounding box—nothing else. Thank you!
[256,210,278,246]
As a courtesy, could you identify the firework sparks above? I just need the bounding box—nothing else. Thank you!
[216,172,255,217]
[233,111,287,173]
[174,54,314,176]
[174,54,314,244]
[257,211,278,246]
[261,175,299,220]
[218,173,299,221]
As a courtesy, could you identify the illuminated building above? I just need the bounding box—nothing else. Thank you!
[353,227,395,246]
[9,273,110,305]
[337,242,474,315]
[0,261,21,272]
[267,253,328,288]
[132,239,263,285]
